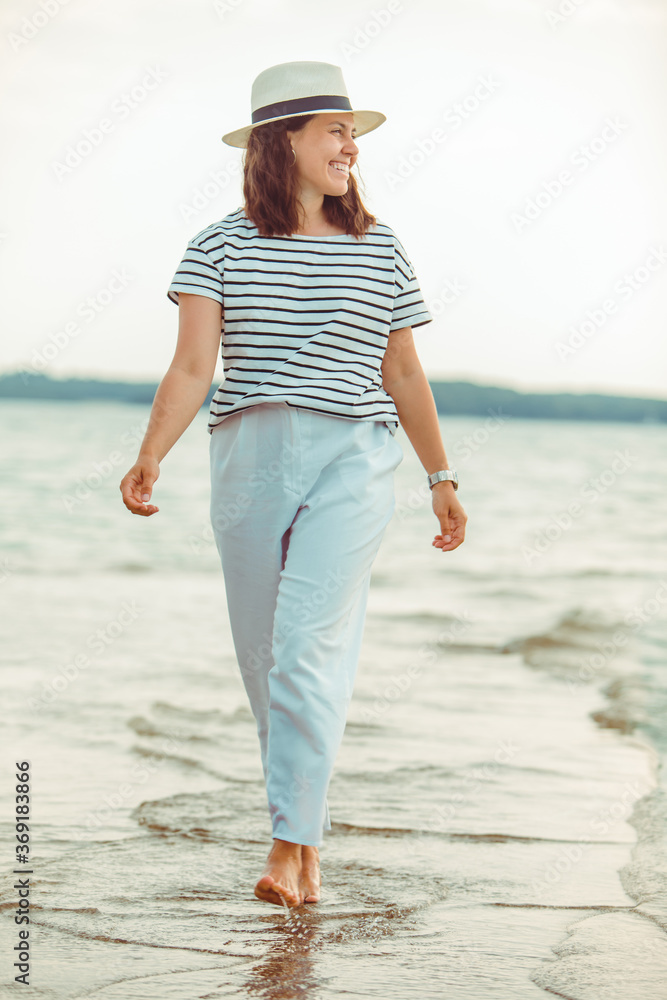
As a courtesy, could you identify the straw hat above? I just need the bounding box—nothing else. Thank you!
[221,60,386,148]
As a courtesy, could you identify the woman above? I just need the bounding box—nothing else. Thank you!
[120,60,467,909]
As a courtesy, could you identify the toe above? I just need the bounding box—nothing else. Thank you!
[254,875,287,906]
[273,882,301,907]
[299,872,321,903]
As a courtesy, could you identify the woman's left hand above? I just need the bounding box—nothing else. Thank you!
[431,483,468,552]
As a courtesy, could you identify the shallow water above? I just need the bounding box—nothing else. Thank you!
[1,401,666,998]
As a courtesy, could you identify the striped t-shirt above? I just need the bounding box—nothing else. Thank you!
[167,206,433,435]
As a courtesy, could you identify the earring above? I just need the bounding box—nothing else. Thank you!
[291,146,296,163]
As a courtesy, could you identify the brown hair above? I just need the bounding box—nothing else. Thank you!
[242,115,376,240]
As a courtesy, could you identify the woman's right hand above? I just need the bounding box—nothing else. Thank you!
[120,457,160,516]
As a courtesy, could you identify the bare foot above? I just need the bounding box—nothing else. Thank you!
[254,839,303,907]
[299,845,321,903]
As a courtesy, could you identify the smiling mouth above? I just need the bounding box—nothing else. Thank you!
[329,162,350,175]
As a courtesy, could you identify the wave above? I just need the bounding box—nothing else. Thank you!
[499,606,640,678]
[329,821,602,845]
[127,700,254,734]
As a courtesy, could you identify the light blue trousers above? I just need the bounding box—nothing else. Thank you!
[209,402,403,846]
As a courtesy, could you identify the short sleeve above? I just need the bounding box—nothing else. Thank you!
[167,238,224,306]
[390,235,433,332]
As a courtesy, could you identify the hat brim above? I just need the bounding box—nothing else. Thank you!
[221,109,386,148]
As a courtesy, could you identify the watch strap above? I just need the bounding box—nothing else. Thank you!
[427,469,458,491]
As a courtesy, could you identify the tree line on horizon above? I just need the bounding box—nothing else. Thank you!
[0,370,665,423]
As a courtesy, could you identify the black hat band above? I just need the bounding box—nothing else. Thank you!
[252,94,352,125]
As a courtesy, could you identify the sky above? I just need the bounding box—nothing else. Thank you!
[2,0,666,398]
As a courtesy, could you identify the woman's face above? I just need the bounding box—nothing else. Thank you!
[286,113,360,197]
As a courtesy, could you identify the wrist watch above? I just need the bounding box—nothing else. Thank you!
[427,469,458,491]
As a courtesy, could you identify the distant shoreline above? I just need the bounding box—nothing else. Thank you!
[0,370,665,423]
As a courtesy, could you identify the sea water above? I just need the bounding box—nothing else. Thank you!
[0,399,665,998]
